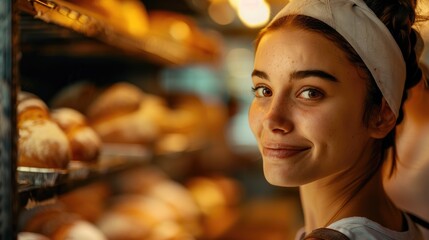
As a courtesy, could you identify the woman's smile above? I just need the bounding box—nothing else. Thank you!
[261,144,311,159]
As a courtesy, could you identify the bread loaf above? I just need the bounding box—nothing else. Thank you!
[86,82,145,124]
[186,176,242,238]
[97,195,177,240]
[88,85,162,144]
[50,81,99,114]
[58,182,111,222]
[18,92,71,169]
[51,108,101,162]
[18,232,50,240]
[19,204,106,240]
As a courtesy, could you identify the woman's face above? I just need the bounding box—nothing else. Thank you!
[249,27,374,186]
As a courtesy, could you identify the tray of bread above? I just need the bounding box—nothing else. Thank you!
[16,90,151,191]
[18,0,222,65]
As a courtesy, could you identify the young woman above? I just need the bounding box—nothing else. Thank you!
[248,0,424,239]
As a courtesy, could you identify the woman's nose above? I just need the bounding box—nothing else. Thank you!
[262,97,293,134]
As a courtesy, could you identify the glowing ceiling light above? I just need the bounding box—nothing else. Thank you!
[236,0,270,28]
[228,0,240,9]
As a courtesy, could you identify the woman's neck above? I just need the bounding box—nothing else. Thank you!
[300,168,403,233]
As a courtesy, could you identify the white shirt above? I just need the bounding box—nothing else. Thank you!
[296,215,423,240]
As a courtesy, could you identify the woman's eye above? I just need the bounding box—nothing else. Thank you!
[298,88,324,100]
[252,86,272,97]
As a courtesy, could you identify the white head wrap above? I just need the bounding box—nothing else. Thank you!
[272,0,406,117]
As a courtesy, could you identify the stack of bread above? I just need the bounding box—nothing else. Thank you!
[64,81,209,154]
[107,167,243,240]
[65,0,150,39]
[18,162,242,239]
[18,91,101,169]
[98,167,202,240]
[97,195,196,240]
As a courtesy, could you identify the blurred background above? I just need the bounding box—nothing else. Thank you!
[14,0,306,239]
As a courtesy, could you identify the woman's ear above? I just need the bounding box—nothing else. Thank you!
[369,99,396,139]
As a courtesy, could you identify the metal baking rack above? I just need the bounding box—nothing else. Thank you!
[18,0,219,65]
[18,147,152,209]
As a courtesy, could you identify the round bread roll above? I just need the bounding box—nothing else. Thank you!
[20,204,106,240]
[19,204,67,234]
[86,82,145,124]
[112,167,202,236]
[146,220,195,240]
[18,92,71,169]
[97,195,177,240]
[145,180,202,236]
[51,108,101,162]
[90,100,160,145]
[18,119,71,169]
[51,220,107,240]
[18,232,50,240]
[17,92,50,124]
[59,182,111,222]
[50,81,99,114]
[185,175,242,239]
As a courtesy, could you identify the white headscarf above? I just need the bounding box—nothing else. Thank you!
[272,0,406,118]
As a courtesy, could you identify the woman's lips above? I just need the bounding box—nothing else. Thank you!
[261,145,310,158]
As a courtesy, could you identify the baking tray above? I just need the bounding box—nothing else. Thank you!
[17,166,68,187]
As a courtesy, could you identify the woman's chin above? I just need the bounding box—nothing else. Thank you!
[263,172,302,187]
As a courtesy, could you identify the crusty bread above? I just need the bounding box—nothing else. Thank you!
[86,82,145,124]
[17,92,71,169]
[51,108,101,162]
[50,81,99,114]
[20,204,106,240]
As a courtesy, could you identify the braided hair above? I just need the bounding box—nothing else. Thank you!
[363,0,423,176]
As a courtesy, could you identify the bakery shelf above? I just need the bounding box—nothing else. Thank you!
[18,146,152,208]
[17,0,220,66]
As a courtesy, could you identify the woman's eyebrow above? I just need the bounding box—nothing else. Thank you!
[290,70,338,82]
[251,69,338,83]
[251,69,269,80]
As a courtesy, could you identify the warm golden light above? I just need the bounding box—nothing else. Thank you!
[236,0,270,28]
[169,21,191,41]
[228,0,240,9]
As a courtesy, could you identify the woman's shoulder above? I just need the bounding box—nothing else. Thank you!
[326,215,423,240]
